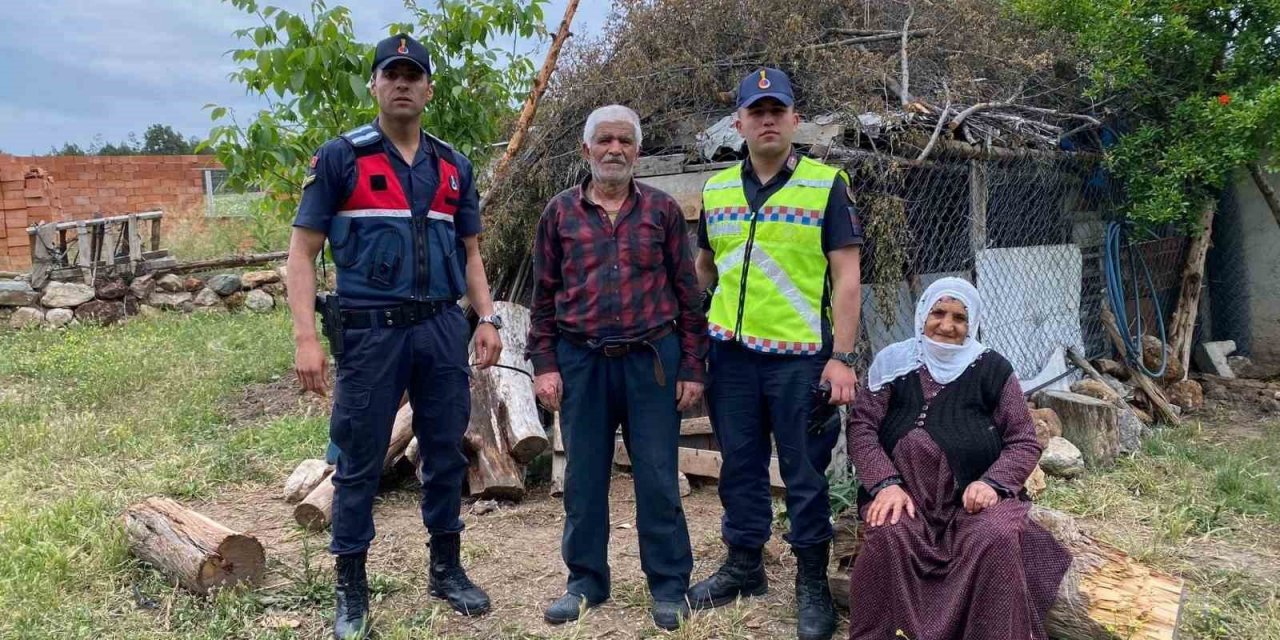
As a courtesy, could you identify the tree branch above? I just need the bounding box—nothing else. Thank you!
[1248,162,1280,228]
[899,5,914,108]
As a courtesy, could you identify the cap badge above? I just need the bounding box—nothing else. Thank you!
[757,70,771,90]
[397,38,408,55]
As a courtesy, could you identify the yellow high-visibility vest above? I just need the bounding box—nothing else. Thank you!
[703,156,843,355]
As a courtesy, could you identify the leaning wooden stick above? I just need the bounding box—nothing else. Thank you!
[1099,301,1181,426]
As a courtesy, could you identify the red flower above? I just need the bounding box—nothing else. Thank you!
[1218,94,1231,106]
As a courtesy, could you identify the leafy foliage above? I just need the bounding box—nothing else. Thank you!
[205,0,546,234]
[1012,0,1280,228]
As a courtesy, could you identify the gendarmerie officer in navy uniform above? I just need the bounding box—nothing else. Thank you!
[285,33,503,640]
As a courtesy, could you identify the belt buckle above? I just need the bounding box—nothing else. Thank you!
[601,344,629,358]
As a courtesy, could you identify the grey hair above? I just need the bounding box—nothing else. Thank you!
[582,105,643,147]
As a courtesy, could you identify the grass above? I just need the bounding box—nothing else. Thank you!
[0,310,317,639]
[1038,411,1280,639]
[3,310,1278,638]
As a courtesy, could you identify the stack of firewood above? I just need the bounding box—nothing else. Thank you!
[286,301,548,531]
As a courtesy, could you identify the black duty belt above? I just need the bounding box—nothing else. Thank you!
[342,300,451,329]
[560,324,674,386]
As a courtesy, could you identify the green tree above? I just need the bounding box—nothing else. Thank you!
[141,124,199,154]
[50,142,88,156]
[205,0,546,237]
[1012,0,1280,228]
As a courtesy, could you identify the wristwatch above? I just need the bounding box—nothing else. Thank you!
[830,351,856,367]
[478,314,504,330]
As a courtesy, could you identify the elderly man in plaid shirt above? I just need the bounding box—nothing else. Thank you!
[526,104,707,631]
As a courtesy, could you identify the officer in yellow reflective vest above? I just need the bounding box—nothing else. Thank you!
[691,68,862,640]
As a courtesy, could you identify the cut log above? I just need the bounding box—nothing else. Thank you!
[465,368,526,501]
[295,404,415,530]
[123,497,265,595]
[283,459,333,503]
[829,506,1184,640]
[681,416,714,436]
[1066,347,1145,454]
[477,302,548,463]
[550,415,567,498]
[678,471,692,497]
[293,478,335,532]
[1035,391,1120,469]
[614,442,784,490]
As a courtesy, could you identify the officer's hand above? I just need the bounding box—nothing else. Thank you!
[866,484,915,527]
[962,481,1000,514]
[534,372,563,412]
[473,323,503,369]
[821,359,857,406]
[295,336,329,397]
[676,381,704,412]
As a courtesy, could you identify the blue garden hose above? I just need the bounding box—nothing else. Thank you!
[1103,221,1167,378]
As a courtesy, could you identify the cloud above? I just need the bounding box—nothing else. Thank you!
[0,0,609,155]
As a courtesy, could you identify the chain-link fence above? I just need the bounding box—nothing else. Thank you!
[202,168,263,218]
[840,147,1188,381]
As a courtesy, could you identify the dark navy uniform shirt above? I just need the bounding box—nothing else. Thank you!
[294,121,481,238]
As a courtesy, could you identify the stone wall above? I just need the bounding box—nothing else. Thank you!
[0,267,287,330]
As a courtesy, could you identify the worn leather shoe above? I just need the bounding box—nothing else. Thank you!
[333,553,370,640]
[543,592,605,624]
[794,542,836,640]
[688,544,768,609]
[427,533,492,616]
[651,599,690,630]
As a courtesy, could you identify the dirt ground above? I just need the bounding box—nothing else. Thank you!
[201,475,837,639]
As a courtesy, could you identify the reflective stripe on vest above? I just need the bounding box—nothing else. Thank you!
[702,156,843,355]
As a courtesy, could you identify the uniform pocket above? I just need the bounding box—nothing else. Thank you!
[335,382,371,410]
[328,216,359,267]
[367,231,402,289]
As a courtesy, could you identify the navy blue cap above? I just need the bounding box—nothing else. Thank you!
[372,33,431,76]
[737,68,794,109]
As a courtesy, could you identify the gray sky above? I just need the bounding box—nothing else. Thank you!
[0,0,611,155]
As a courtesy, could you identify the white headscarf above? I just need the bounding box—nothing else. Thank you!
[866,277,987,392]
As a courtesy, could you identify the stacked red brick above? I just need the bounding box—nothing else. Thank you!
[0,158,62,272]
[0,154,221,271]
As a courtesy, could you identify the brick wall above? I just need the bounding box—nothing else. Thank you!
[0,154,221,271]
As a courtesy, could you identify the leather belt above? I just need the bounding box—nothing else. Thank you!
[561,324,674,386]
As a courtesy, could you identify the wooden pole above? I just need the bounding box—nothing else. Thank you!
[1100,301,1182,427]
[1166,207,1215,380]
[479,0,580,214]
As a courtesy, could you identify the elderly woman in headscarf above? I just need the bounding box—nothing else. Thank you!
[845,277,1071,640]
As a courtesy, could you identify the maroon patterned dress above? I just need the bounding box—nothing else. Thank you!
[845,353,1070,640]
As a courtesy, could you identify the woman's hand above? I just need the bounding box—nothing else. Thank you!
[866,484,915,527]
[962,481,1000,514]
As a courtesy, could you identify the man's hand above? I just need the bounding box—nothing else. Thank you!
[295,336,329,397]
[676,381,704,412]
[865,484,915,527]
[962,481,1000,514]
[534,372,563,411]
[820,359,857,405]
[473,323,503,369]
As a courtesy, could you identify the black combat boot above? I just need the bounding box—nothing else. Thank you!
[333,552,370,640]
[687,544,768,610]
[793,542,836,640]
[427,533,492,616]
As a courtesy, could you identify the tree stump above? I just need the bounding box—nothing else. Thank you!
[1036,390,1120,468]
[123,497,265,595]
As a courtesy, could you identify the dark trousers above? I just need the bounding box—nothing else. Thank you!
[557,333,692,603]
[706,339,839,549]
[329,305,472,556]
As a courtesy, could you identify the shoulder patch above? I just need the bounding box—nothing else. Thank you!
[340,124,381,148]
